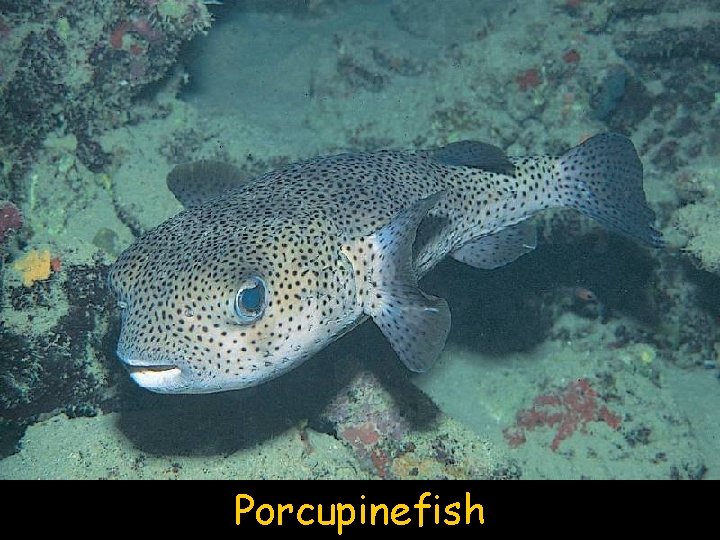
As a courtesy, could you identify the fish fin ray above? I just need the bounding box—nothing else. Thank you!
[363,192,451,372]
[557,133,663,247]
[370,284,450,372]
[453,221,537,269]
[431,141,515,175]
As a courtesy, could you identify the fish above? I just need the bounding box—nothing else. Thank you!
[108,133,662,394]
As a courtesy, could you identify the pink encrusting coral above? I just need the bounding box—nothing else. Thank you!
[0,201,22,242]
[325,372,412,478]
[516,68,542,90]
[504,378,621,451]
[109,18,163,50]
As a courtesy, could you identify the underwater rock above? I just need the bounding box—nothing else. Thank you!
[590,65,628,121]
[0,0,211,198]
[332,29,425,94]
[674,201,720,276]
[390,0,507,45]
[615,23,720,63]
[322,371,515,479]
[0,201,22,243]
[0,261,122,457]
[590,65,652,133]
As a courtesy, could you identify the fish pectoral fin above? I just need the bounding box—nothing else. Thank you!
[431,140,515,175]
[369,284,450,372]
[167,160,247,207]
[361,191,450,372]
[452,220,537,270]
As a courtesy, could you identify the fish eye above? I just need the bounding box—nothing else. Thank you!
[231,276,267,324]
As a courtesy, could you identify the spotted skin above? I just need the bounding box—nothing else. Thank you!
[108,133,662,393]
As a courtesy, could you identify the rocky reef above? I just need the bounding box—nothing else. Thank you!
[1,0,719,478]
[0,0,211,456]
[0,0,211,200]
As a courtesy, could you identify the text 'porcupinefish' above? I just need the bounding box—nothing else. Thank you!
[108,134,662,394]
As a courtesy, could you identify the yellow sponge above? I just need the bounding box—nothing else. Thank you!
[12,249,52,287]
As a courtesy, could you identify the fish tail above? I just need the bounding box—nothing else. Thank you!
[556,133,663,247]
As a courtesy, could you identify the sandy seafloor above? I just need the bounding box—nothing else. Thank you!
[1,0,719,479]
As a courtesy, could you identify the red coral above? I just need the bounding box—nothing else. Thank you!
[110,21,131,49]
[340,422,393,477]
[327,372,420,478]
[370,448,390,479]
[109,19,162,50]
[341,423,380,446]
[563,49,581,64]
[516,68,542,91]
[504,378,621,451]
[0,201,22,242]
[131,18,162,42]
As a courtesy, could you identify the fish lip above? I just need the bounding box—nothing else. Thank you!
[125,364,185,392]
[118,352,186,392]
[125,363,180,374]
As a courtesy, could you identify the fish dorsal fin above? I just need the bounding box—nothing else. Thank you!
[432,141,515,175]
[452,221,537,270]
[357,192,451,373]
[167,160,247,208]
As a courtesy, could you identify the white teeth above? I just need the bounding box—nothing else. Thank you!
[129,367,183,392]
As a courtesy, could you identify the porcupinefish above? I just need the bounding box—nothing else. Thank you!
[108,133,662,394]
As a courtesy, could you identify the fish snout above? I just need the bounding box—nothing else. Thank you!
[126,364,185,393]
[117,350,188,393]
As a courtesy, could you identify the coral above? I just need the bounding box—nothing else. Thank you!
[674,190,720,275]
[1,263,120,457]
[0,201,22,242]
[562,49,580,64]
[516,68,542,91]
[615,22,720,63]
[323,371,508,479]
[109,21,132,49]
[152,0,212,35]
[11,249,53,287]
[504,378,621,451]
[325,372,414,478]
[0,1,212,197]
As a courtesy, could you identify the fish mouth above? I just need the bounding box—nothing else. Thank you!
[125,364,184,391]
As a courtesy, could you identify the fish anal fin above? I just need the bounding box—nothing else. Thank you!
[452,221,537,270]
